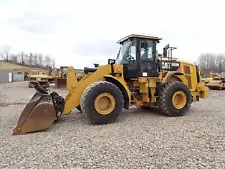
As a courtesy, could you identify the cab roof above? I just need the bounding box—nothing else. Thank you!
[117,34,162,44]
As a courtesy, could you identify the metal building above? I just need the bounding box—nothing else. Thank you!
[0,72,25,83]
[0,72,11,83]
[12,73,24,82]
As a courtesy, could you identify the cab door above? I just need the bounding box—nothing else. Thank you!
[123,39,140,79]
[139,39,158,77]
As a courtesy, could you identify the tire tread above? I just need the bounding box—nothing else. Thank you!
[80,81,123,124]
[158,81,192,116]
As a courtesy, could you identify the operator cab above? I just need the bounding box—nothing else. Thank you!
[116,34,161,79]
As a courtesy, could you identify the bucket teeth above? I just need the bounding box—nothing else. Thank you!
[12,127,22,135]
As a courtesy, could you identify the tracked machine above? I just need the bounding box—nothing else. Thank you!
[12,34,209,135]
[200,71,221,84]
[206,72,225,90]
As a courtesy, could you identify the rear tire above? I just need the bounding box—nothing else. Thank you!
[158,81,192,116]
[80,81,123,124]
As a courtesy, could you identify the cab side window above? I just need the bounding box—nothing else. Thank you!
[128,45,136,61]
[140,40,153,60]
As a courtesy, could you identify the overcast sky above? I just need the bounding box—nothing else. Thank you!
[0,0,224,68]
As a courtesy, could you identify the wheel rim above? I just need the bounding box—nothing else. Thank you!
[94,93,115,115]
[172,91,187,109]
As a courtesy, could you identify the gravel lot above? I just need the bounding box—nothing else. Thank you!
[0,82,225,169]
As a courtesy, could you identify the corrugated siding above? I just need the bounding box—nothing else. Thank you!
[12,73,24,82]
[0,72,9,83]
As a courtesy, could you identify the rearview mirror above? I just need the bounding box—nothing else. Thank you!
[108,59,116,65]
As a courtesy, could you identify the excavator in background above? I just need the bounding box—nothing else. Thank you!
[12,34,209,135]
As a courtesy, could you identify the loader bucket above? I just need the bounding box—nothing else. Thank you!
[12,83,65,135]
[55,78,66,88]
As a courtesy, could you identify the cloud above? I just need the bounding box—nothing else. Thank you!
[0,0,225,68]
[72,39,118,56]
[9,13,58,34]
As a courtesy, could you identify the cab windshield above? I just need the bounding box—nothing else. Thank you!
[116,40,132,64]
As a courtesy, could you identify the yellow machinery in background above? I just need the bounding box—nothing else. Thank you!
[28,67,69,88]
[55,66,69,88]
[28,71,50,88]
[200,71,221,84]
[47,68,61,83]
[12,34,209,135]
[28,68,61,88]
[206,72,225,90]
[55,66,84,88]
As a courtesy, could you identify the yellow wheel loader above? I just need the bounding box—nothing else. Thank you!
[12,34,209,135]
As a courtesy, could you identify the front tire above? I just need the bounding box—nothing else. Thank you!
[158,81,192,116]
[80,81,123,124]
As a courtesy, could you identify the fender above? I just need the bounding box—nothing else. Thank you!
[162,71,188,85]
[104,75,131,109]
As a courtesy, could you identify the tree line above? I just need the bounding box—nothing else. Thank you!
[196,53,225,74]
[1,45,224,74]
[0,46,55,69]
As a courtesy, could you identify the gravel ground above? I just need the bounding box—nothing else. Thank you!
[0,82,225,169]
